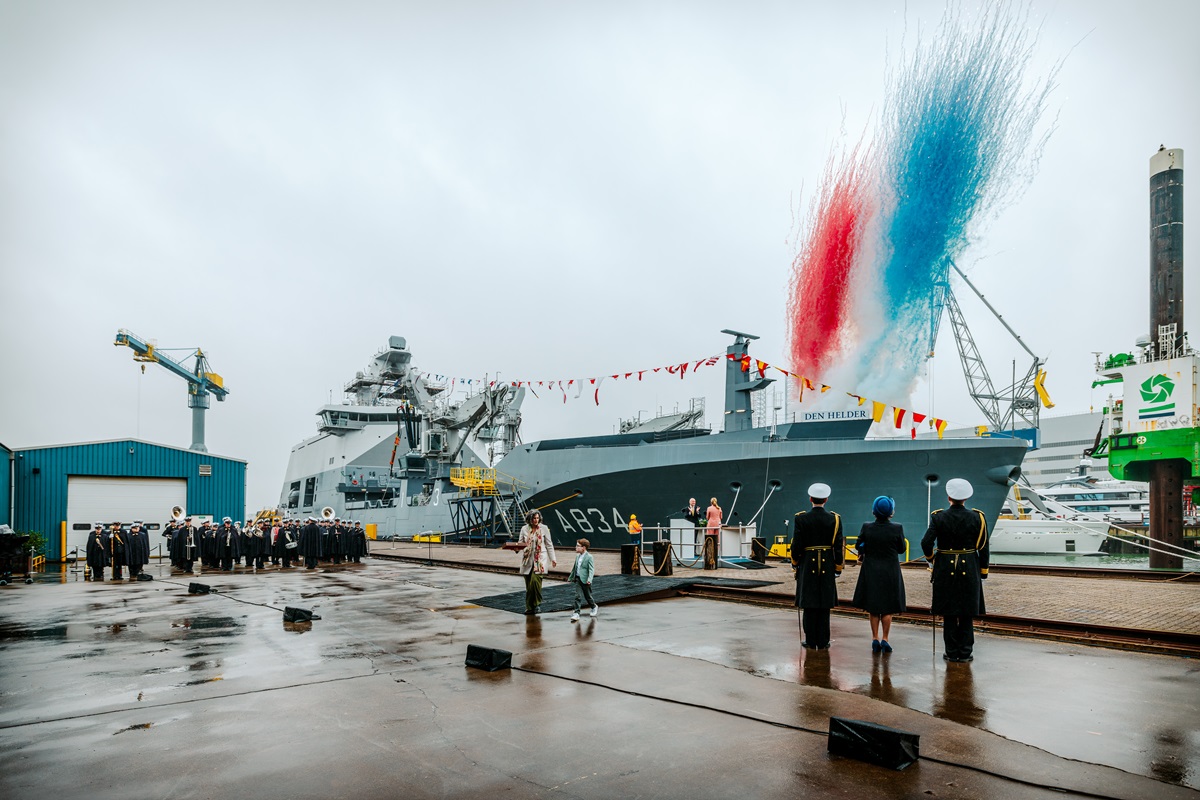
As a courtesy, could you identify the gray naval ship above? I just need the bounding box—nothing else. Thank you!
[279,332,1026,553]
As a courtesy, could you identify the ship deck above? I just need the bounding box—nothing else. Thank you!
[0,554,1196,799]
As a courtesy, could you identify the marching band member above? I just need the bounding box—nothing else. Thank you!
[216,518,240,571]
[109,522,128,581]
[126,521,150,580]
[86,522,108,582]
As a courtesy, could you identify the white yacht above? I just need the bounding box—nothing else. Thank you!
[993,484,1112,555]
[1036,475,1148,526]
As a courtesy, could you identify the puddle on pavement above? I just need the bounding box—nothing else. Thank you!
[180,676,224,686]
[0,624,70,641]
[168,616,244,638]
[113,722,153,734]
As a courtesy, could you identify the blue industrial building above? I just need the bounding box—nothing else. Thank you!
[11,439,245,561]
[1,441,11,527]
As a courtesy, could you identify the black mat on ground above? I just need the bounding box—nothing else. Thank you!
[468,574,779,614]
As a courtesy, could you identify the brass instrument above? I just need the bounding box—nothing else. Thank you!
[185,524,197,560]
[321,506,336,521]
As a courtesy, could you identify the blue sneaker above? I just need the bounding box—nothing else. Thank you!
[880,641,893,654]
[871,639,881,653]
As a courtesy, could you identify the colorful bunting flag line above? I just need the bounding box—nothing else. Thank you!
[398,352,965,437]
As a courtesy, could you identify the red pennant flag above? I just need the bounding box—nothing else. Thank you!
[893,408,906,428]
[755,359,768,378]
[637,370,645,380]
[740,354,751,372]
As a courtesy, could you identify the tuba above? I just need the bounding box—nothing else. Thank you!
[321,506,336,521]
[172,506,185,521]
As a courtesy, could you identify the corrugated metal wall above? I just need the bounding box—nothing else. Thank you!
[12,440,245,560]
[0,442,11,527]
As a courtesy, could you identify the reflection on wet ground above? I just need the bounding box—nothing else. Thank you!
[933,663,986,727]
[0,559,1195,797]
[0,624,69,641]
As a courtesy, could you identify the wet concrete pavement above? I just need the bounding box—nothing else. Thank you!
[371,539,1200,634]
[0,559,1197,799]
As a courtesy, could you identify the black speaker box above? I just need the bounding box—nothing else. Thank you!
[465,644,512,672]
[828,717,919,770]
[188,582,212,594]
[283,607,320,622]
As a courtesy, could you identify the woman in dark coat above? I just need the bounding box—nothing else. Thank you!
[852,496,907,653]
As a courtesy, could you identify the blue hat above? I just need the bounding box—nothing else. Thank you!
[872,496,895,518]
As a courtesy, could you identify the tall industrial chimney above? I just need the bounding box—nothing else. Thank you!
[1150,147,1184,358]
[1148,147,1185,570]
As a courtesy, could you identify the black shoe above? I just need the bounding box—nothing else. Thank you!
[533,606,542,615]
[801,642,829,650]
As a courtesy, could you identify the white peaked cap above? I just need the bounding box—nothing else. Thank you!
[946,478,974,501]
[808,483,831,500]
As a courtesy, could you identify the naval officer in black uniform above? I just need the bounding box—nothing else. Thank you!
[921,478,990,662]
[790,482,843,649]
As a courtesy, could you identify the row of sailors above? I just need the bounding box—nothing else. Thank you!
[84,521,152,581]
[162,516,369,573]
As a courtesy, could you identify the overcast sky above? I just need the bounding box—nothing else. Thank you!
[1,1,1196,510]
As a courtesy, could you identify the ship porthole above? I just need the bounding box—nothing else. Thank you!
[729,481,742,492]
[768,480,782,491]
[572,489,584,499]
[924,474,940,487]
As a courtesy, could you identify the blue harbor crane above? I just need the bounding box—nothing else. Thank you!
[113,329,230,452]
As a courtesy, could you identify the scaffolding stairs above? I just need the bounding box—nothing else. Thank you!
[446,468,532,545]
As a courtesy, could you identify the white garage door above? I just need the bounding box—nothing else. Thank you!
[65,477,187,559]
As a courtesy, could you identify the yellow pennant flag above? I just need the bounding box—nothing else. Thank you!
[871,401,886,423]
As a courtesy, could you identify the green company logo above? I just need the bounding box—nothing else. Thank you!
[1138,374,1176,419]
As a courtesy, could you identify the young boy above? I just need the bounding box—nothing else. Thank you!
[569,538,598,622]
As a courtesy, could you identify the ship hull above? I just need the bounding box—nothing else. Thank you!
[989,519,1109,555]
[285,425,1026,555]
[501,433,1026,553]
